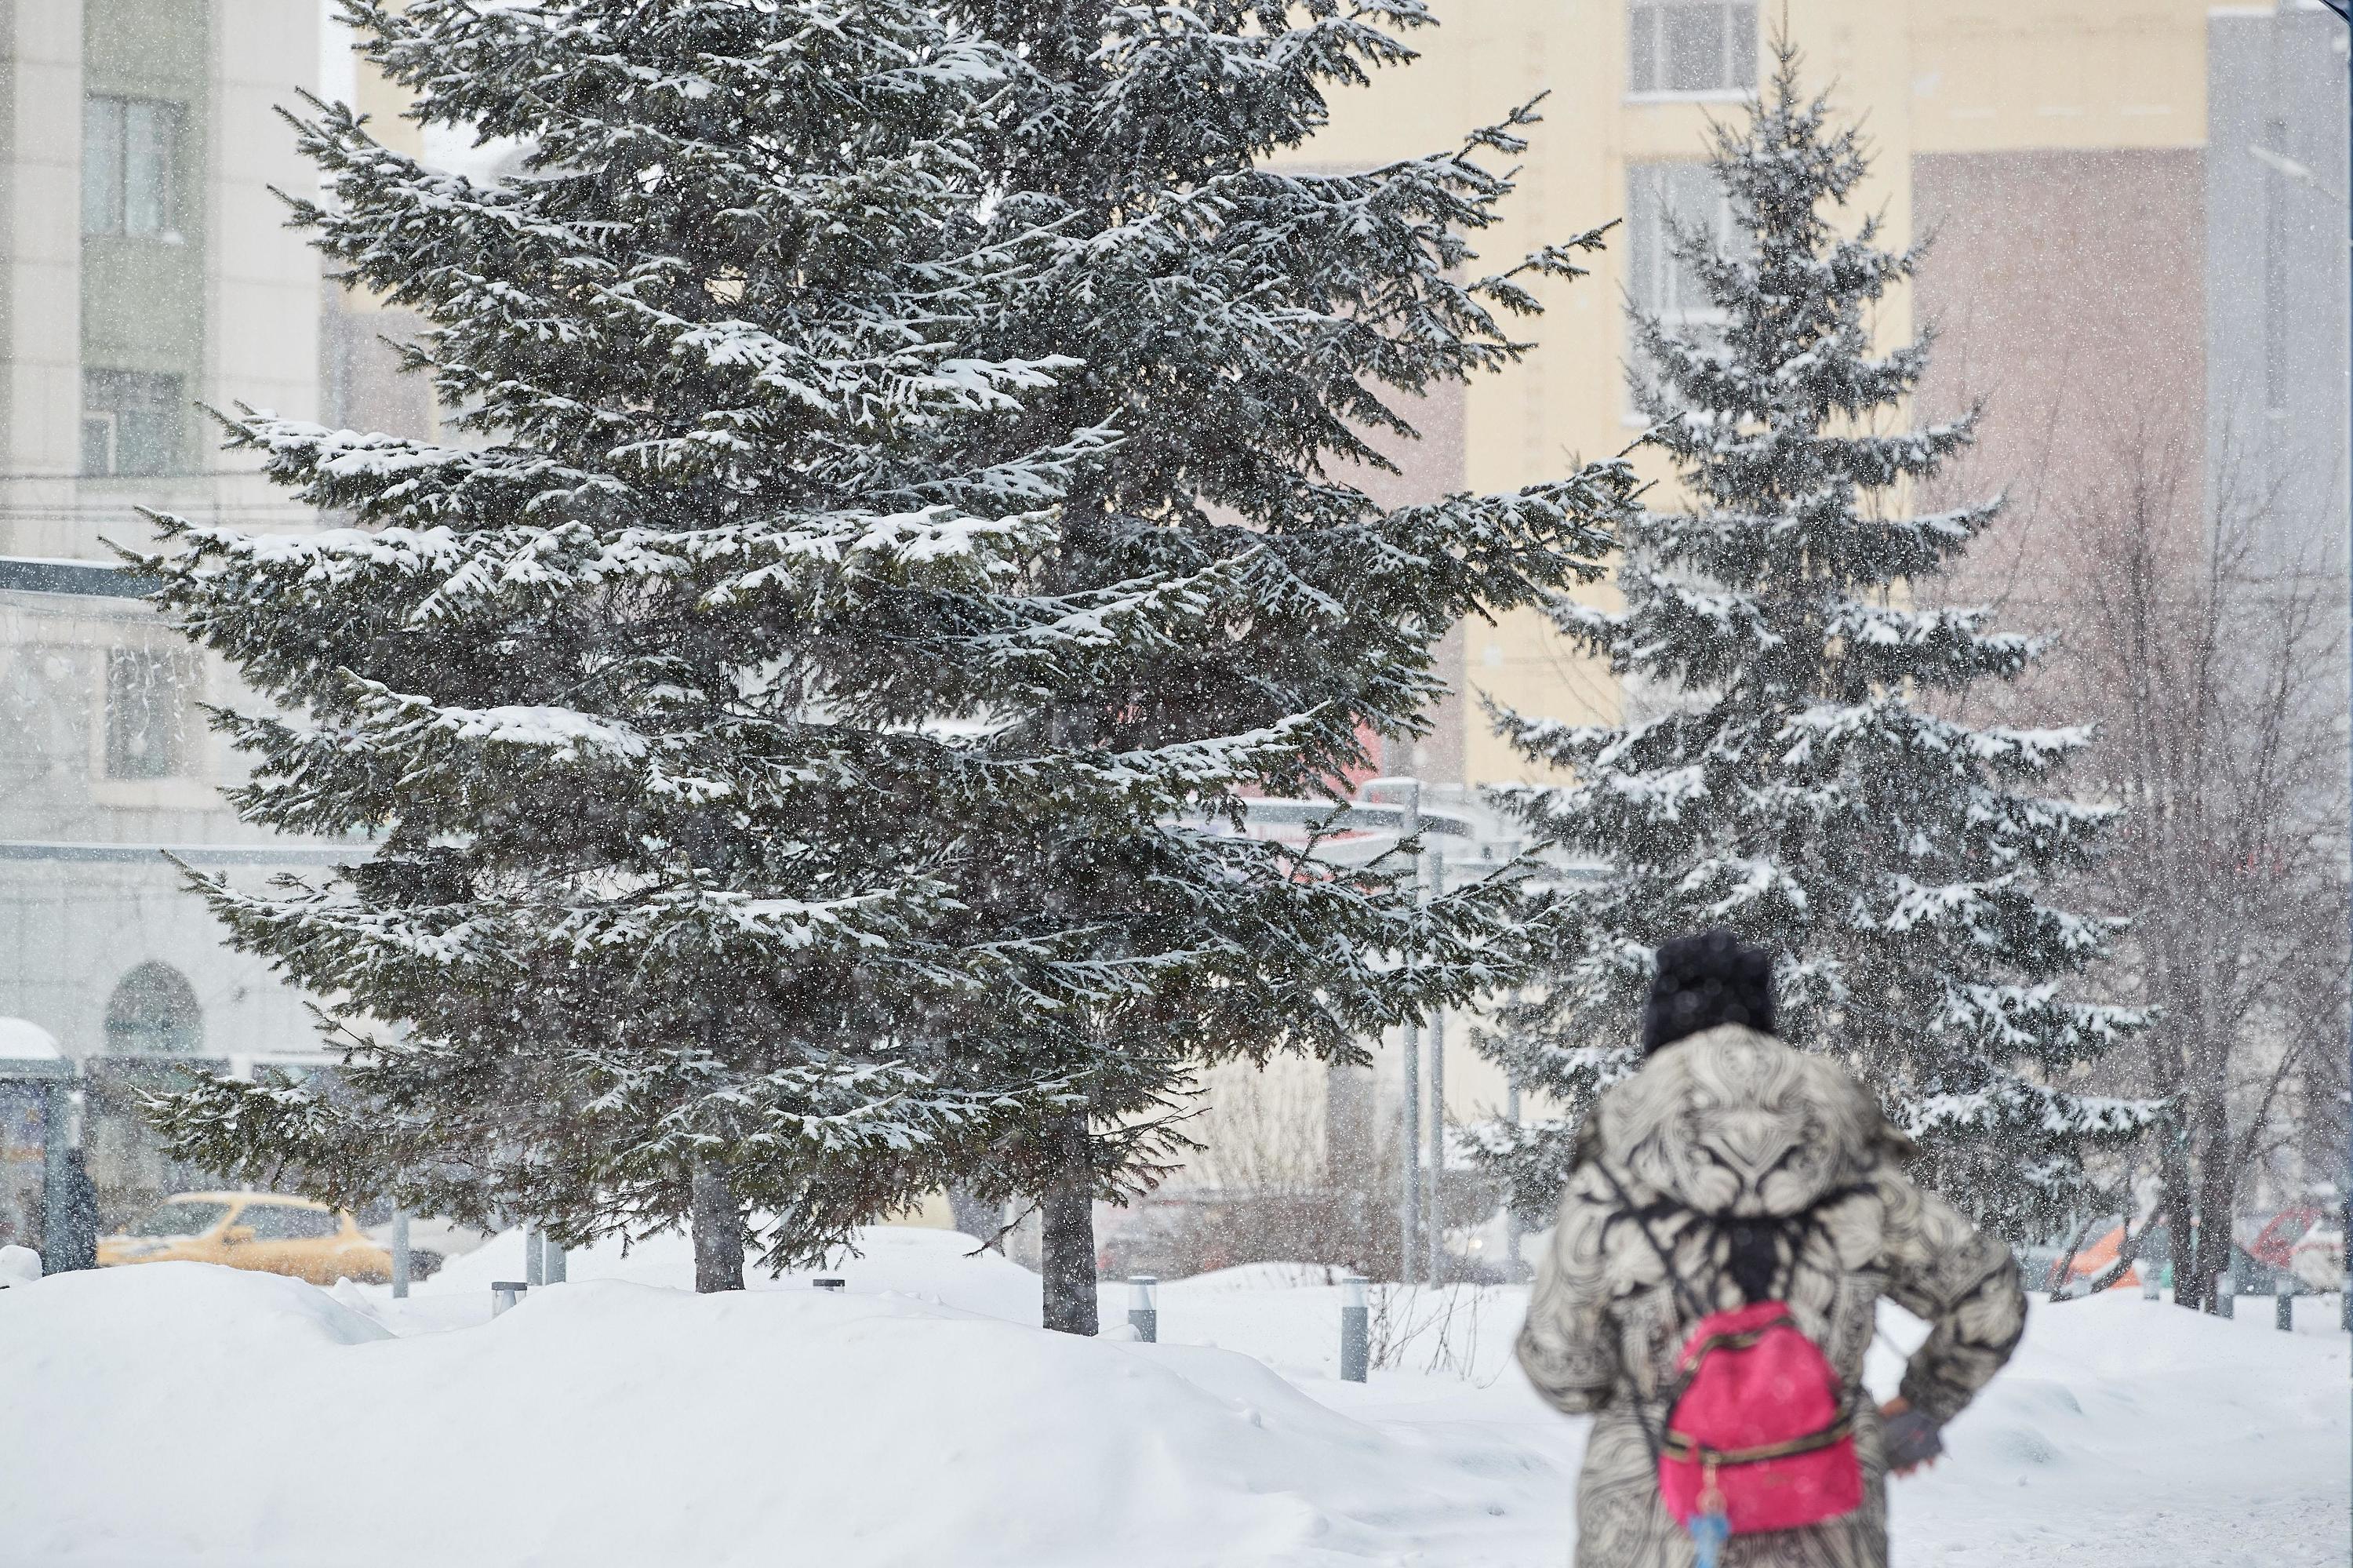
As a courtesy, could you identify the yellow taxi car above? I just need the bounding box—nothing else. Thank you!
[98,1191,393,1286]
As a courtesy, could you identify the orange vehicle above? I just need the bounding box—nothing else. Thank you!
[2049,1222,2146,1291]
[97,1191,392,1286]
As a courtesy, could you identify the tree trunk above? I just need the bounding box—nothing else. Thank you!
[1040,1165,1098,1336]
[2191,1093,2238,1315]
[2046,1213,2096,1298]
[2155,1031,2202,1299]
[2156,1054,2201,1309]
[690,1160,744,1293]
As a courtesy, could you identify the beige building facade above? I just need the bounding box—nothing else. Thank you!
[1292,0,2223,788]
[1246,2,2333,1260]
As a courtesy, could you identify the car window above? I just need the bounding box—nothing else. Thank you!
[241,1204,340,1240]
[126,1201,229,1238]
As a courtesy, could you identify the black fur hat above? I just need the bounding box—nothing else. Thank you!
[1642,928,1776,1053]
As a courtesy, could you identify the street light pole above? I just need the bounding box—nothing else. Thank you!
[2324,0,2353,1354]
[1398,780,1421,1286]
[1360,775,1429,1286]
[1425,848,1446,1286]
[1504,989,1524,1275]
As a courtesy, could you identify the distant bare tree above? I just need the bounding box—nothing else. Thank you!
[1100,1060,1497,1282]
[1151,1062,1398,1279]
[1188,1060,1330,1199]
[2059,443,2348,1309]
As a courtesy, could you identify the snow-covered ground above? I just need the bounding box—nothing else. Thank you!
[2,1229,2343,1566]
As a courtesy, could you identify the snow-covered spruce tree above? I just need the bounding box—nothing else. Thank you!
[920,1,1640,1330]
[1471,45,2150,1239]
[136,0,1208,1284]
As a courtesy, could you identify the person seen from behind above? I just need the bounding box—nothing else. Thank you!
[1517,929,2026,1567]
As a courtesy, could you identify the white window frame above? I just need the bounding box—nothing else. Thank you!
[1626,0,1759,103]
[1624,162,1740,423]
[80,411,119,478]
[81,368,185,477]
[82,93,184,242]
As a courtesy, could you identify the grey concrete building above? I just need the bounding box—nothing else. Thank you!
[2208,4,2352,571]
[0,1,362,1239]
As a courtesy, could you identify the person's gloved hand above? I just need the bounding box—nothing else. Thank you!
[1877,1396,1944,1477]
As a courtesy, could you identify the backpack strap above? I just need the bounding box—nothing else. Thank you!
[1726,1187,1857,1305]
[1588,1163,1871,1468]
[1598,1165,1875,1316]
[1595,1159,1712,1324]
[1591,1159,1707,1472]
[1780,1181,1871,1301]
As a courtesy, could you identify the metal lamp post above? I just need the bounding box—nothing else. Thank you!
[1351,776,1497,1289]
[390,1209,411,1298]
[1390,779,1423,1284]
[2319,0,2353,1353]
[1424,847,1446,1286]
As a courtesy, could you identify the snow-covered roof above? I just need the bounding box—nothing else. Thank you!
[0,1017,62,1061]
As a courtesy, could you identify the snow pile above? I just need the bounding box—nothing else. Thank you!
[0,1257,1555,1568]
[422,1222,1045,1324]
[4,1244,2342,1567]
[1,1266,393,1562]
[1886,1290,2351,1564]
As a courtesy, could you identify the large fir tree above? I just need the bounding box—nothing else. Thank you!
[927,0,1641,1329]
[143,0,1213,1280]
[1472,45,2150,1238]
[145,0,1635,1301]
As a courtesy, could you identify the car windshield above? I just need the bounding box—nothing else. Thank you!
[242,1204,340,1240]
[125,1202,230,1238]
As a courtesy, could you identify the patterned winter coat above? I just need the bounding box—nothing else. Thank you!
[1517,1024,2027,1568]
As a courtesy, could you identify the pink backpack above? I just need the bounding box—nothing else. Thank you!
[1600,1166,1862,1540]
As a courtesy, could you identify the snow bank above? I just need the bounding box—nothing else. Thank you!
[1178,1261,1359,1293]
[422,1221,1045,1324]
[5,1251,2341,1566]
[1886,1290,2350,1565]
[0,1258,1551,1568]
[1,1266,392,1563]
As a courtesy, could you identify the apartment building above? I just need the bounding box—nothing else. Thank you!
[2208,4,2350,571]
[0,0,336,1069]
[1293,0,2342,780]
[0,1,366,1239]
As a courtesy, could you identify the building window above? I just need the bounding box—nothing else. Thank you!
[1628,162,1737,320]
[1626,162,1740,412]
[104,647,194,780]
[82,94,183,239]
[82,369,184,477]
[1628,1,1758,98]
[105,962,203,1055]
